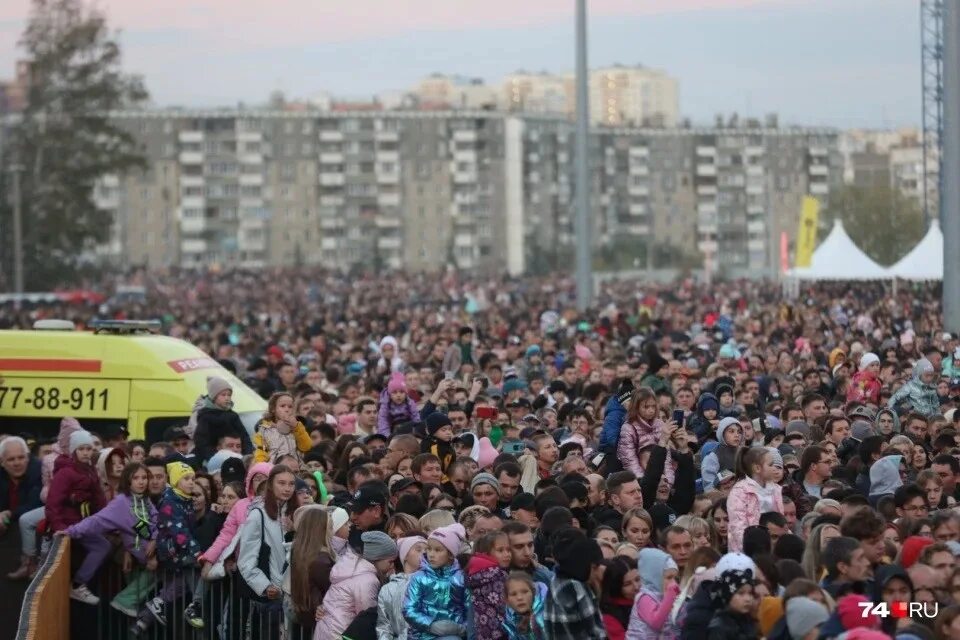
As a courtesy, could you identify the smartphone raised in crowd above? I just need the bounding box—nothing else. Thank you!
[672,409,685,426]
[475,406,497,420]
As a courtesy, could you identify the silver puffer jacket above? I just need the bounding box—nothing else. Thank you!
[377,572,411,640]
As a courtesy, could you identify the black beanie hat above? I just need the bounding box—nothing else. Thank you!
[552,527,602,582]
[425,412,452,436]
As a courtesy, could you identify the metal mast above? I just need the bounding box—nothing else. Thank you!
[574,0,593,310]
[922,0,944,224]
[943,0,960,330]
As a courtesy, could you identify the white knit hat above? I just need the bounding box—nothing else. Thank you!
[69,430,94,455]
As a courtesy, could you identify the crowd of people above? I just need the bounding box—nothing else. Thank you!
[2,270,960,639]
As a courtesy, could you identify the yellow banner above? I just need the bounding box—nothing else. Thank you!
[795,196,820,268]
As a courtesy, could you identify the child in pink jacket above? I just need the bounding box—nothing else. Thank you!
[726,446,784,553]
[199,462,272,568]
[626,548,680,640]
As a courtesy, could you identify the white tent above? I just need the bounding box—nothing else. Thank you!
[789,219,890,280]
[888,220,943,281]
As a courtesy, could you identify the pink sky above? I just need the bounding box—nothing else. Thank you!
[0,0,776,54]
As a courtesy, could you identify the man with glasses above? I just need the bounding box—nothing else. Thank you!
[895,484,930,519]
[799,444,831,499]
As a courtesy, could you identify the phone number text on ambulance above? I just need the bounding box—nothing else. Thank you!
[0,385,109,412]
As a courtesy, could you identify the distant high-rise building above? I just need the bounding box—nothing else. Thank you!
[589,65,679,127]
[840,128,925,204]
[98,109,839,278]
[501,71,571,116]
[415,74,498,110]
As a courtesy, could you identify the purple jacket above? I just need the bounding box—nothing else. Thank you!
[66,493,157,564]
[377,387,420,436]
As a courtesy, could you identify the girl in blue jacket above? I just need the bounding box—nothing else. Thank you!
[403,523,467,639]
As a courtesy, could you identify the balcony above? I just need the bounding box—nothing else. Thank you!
[378,192,401,206]
[809,146,829,156]
[696,164,717,177]
[629,185,650,197]
[320,152,344,163]
[455,234,476,247]
[746,184,764,195]
[809,164,829,176]
[179,151,203,165]
[180,217,207,234]
[319,174,345,186]
[238,131,263,142]
[181,238,208,253]
[321,237,338,250]
[320,218,345,229]
[810,182,829,195]
[320,194,345,206]
[377,173,400,186]
[239,153,263,165]
[375,216,401,228]
[697,202,718,215]
[624,224,650,235]
[696,146,717,156]
[697,185,718,197]
[180,175,205,188]
[377,236,402,250]
[240,174,263,186]
[454,171,478,184]
[629,164,650,177]
[453,129,478,142]
[629,203,648,216]
[629,147,650,159]
[746,165,764,177]
[453,149,476,163]
[377,150,399,163]
[179,131,204,143]
[181,195,205,209]
[320,131,344,142]
[745,145,765,156]
[376,130,399,142]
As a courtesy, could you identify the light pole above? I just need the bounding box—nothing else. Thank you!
[10,162,24,293]
[944,0,960,330]
[574,0,593,311]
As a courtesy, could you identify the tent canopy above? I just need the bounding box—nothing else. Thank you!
[788,219,889,280]
[888,220,943,281]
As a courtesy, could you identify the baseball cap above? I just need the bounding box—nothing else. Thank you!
[390,478,423,496]
[716,469,736,485]
[347,485,388,513]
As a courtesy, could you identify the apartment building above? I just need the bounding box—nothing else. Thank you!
[839,127,926,205]
[589,65,680,128]
[99,110,839,278]
[418,66,679,128]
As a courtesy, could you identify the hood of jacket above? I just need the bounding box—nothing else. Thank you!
[465,554,506,589]
[696,392,720,417]
[638,547,675,597]
[870,564,913,603]
[869,455,904,496]
[245,461,273,497]
[329,549,377,586]
[875,408,901,434]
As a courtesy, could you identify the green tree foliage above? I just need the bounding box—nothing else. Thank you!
[824,184,925,266]
[2,0,147,288]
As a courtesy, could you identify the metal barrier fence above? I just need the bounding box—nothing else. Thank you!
[16,536,71,640]
[17,538,314,640]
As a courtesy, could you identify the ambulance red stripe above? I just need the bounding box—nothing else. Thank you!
[0,358,103,373]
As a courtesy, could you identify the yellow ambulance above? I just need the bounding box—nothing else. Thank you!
[0,320,266,442]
